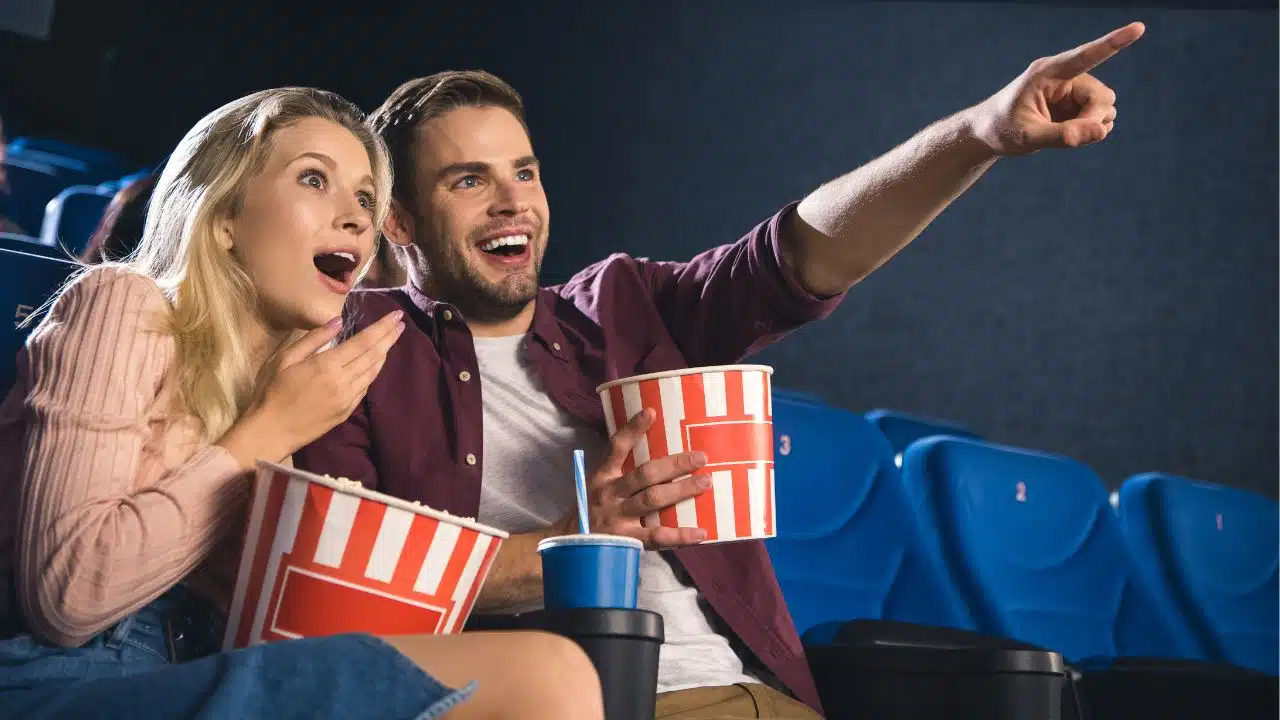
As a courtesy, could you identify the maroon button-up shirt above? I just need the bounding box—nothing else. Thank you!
[294,202,843,713]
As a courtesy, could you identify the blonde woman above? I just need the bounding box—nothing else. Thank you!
[0,88,602,720]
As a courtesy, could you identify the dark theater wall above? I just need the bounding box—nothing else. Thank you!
[3,0,1275,495]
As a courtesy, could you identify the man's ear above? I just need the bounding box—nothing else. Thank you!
[383,199,415,248]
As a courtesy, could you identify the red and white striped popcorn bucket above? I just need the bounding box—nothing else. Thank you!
[224,462,509,650]
[597,365,776,544]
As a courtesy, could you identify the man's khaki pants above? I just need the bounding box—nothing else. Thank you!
[654,683,822,719]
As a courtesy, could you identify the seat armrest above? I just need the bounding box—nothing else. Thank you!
[804,620,1074,720]
[805,619,1065,674]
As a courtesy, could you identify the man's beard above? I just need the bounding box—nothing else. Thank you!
[414,217,541,324]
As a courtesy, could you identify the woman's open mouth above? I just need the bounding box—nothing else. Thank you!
[314,248,361,293]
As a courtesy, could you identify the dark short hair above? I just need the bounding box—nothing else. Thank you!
[367,70,526,210]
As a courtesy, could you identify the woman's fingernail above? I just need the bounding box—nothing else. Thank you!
[695,475,712,489]
[326,316,343,329]
[692,451,708,466]
[392,310,404,320]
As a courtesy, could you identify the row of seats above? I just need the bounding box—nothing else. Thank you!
[762,394,1274,676]
[3,136,148,253]
[766,395,1278,677]
[768,399,1280,712]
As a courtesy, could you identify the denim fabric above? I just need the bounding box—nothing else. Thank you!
[0,587,475,719]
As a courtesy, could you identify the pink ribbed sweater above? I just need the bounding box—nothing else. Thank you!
[0,267,251,647]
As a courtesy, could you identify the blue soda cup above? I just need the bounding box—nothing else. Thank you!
[537,534,643,610]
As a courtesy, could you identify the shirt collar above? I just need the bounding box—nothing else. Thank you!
[400,282,571,362]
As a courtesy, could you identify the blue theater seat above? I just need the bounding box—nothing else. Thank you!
[3,158,68,237]
[772,388,826,406]
[766,396,971,638]
[0,239,78,393]
[1119,473,1278,675]
[8,137,129,178]
[899,437,1204,664]
[865,409,980,464]
[41,185,114,254]
[0,232,64,258]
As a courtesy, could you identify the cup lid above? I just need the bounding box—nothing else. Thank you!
[537,534,644,553]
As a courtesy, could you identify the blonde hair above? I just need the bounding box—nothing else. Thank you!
[125,87,392,441]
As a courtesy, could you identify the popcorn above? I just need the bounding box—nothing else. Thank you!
[324,474,364,490]
[323,474,477,523]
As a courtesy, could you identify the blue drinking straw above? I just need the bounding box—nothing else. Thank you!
[573,449,590,534]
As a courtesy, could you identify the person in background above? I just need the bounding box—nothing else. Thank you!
[0,86,602,720]
[0,117,25,235]
[358,232,409,288]
[79,172,157,263]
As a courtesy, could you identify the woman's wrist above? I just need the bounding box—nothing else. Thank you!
[216,408,290,470]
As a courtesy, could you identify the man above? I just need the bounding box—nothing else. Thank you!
[296,22,1143,718]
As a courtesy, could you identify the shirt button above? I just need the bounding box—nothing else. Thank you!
[442,310,453,321]
[552,342,562,352]
[465,454,477,466]
[458,370,471,382]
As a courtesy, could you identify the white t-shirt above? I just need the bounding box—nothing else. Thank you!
[473,334,759,694]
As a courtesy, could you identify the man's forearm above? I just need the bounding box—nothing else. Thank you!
[472,525,558,613]
[783,107,999,297]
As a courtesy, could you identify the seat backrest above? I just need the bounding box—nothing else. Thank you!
[0,232,65,258]
[41,185,113,254]
[865,409,981,458]
[8,137,129,178]
[1119,473,1279,674]
[772,388,826,406]
[3,158,70,237]
[901,437,1205,664]
[765,397,971,637]
[0,241,78,394]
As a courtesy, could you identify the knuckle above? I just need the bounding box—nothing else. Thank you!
[609,471,630,498]
[588,481,614,504]
[638,463,661,487]
[1012,126,1033,149]
[641,487,662,510]
[683,476,704,498]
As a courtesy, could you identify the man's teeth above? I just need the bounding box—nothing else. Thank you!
[479,235,529,252]
[332,251,356,263]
